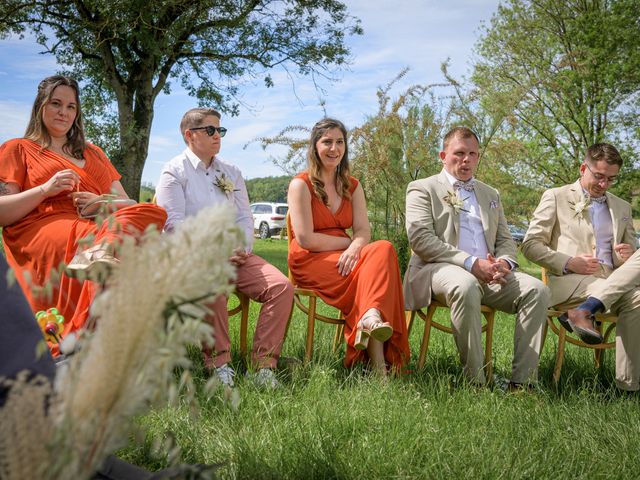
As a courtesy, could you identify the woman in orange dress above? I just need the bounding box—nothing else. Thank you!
[288,118,410,374]
[0,75,167,354]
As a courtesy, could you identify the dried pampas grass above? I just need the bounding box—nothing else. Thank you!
[0,204,241,480]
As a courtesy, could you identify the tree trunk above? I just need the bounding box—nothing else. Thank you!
[111,84,156,199]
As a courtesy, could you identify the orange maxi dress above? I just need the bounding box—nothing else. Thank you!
[0,139,167,354]
[288,173,410,370]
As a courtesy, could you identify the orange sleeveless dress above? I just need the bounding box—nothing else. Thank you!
[288,173,409,370]
[1,138,167,354]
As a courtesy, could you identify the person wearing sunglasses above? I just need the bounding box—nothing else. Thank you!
[155,108,293,388]
[522,143,640,392]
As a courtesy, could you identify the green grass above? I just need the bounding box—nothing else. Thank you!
[120,239,640,479]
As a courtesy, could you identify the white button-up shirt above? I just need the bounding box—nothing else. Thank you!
[443,170,490,270]
[156,147,254,251]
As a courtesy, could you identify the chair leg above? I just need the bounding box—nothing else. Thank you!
[594,322,604,369]
[332,322,344,353]
[238,293,250,359]
[418,306,437,370]
[553,323,567,386]
[405,310,415,335]
[483,312,495,383]
[540,317,549,352]
[304,296,317,363]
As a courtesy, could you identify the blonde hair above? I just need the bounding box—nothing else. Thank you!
[306,118,351,204]
[24,75,86,159]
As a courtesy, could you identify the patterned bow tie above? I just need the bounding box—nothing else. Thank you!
[590,195,607,204]
[453,180,475,192]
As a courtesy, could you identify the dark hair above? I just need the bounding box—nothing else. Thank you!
[24,75,86,159]
[306,118,351,204]
[180,107,222,143]
[585,143,623,167]
[442,126,480,150]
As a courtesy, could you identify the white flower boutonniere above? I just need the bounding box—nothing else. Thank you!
[214,173,239,198]
[569,196,590,221]
[443,190,469,215]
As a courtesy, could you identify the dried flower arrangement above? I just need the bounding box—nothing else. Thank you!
[0,204,242,479]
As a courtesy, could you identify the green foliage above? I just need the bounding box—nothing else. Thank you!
[472,0,640,195]
[245,176,290,203]
[350,70,450,272]
[139,182,156,204]
[0,0,362,197]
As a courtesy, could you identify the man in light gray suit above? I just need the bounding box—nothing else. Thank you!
[522,143,640,391]
[404,127,549,388]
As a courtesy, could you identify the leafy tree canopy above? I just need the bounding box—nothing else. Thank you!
[472,0,640,195]
[0,0,361,196]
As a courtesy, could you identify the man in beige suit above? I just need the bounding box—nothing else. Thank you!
[522,143,639,391]
[404,127,549,388]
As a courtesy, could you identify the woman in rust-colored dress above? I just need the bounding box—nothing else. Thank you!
[287,118,410,374]
[0,75,166,355]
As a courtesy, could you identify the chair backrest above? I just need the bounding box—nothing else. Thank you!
[285,213,295,284]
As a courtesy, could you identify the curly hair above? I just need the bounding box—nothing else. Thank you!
[306,118,351,205]
[24,75,86,159]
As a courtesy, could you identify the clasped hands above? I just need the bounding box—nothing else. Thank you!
[471,254,511,285]
[567,244,633,275]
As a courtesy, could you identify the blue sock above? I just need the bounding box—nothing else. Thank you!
[580,296,605,314]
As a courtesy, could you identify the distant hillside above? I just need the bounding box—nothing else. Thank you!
[245,175,290,203]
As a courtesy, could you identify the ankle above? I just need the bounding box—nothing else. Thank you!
[580,296,605,315]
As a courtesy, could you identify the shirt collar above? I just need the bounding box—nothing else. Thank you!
[185,147,216,171]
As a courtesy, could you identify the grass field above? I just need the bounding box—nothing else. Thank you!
[121,238,640,479]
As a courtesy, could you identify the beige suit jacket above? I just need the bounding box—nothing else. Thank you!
[521,180,636,306]
[403,171,517,309]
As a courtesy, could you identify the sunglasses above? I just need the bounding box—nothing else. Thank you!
[190,125,227,137]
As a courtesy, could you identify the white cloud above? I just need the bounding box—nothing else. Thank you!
[0,101,30,141]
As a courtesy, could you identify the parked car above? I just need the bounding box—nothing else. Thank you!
[250,202,288,239]
[508,224,526,244]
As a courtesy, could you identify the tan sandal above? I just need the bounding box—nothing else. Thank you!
[355,309,392,349]
[66,244,118,280]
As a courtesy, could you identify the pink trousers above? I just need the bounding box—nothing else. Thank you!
[203,253,293,369]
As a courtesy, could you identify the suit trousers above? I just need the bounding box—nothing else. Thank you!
[588,249,640,311]
[557,268,640,391]
[430,264,549,384]
[203,253,293,370]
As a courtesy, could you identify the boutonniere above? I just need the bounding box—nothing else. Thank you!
[569,196,590,221]
[213,173,239,198]
[443,190,469,215]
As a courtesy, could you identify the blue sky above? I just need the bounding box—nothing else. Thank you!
[0,1,498,186]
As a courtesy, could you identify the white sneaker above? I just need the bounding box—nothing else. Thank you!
[215,363,235,387]
[249,368,280,389]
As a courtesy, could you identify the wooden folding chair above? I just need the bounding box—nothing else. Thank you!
[406,301,496,380]
[286,213,345,363]
[227,290,251,358]
[541,268,617,385]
